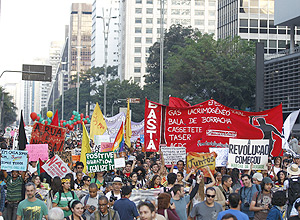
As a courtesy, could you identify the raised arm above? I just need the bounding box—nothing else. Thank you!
[206,167,216,188]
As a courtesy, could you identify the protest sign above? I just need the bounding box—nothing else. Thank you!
[100,142,113,152]
[115,157,126,168]
[227,139,269,170]
[72,155,80,162]
[94,135,111,145]
[86,151,115,172]
[144,99,283,157]
[187,152,216,177]
[26,144,48,161]
[160,146,186,165]
[1,150,28,171]
[30,123,66,152]
[209,148,229,167]
[54,151,72,164]
[42,155,72,178]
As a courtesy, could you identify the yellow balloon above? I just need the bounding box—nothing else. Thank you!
[47,111,53,118]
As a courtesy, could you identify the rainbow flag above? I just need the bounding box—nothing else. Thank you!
[113,122,124,152]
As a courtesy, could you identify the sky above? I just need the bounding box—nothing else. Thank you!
[0,0,92,85]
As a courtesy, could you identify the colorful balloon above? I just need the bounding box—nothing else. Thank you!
[30,112,37,121]
[47,111,53,118]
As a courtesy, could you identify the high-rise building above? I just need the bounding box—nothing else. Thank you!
[217,0,300,55]
[91,0,120,69]
[117,0,217,86]
[69,3,92,85]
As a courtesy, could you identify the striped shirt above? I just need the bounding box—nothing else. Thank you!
[5,175,23,202]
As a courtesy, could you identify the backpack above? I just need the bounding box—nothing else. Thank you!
[94,209,117,220]
[57,191,75,204]
[288,177,300,204]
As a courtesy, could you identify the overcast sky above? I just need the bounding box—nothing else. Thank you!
[0,0,92,85]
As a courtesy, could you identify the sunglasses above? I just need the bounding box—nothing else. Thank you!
[206,194,215,198]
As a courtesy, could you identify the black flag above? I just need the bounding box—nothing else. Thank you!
[18,110,27,150]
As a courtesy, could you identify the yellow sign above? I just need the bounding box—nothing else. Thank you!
[187,152,217,177]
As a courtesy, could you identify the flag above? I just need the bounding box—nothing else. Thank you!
[169,97,191,107]
[37,158,46,175]
[90,102,107,141]
[125,100,132,147]
[282,109,300,151]
[80,122,91,173]
[18,110,27,150]
[113,122,124,152]
[50,110,59,126]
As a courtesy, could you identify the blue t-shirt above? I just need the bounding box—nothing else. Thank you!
[113,198,139,220]
[171,195,190,220]
[240,184,259,218]
[217,209,249,220]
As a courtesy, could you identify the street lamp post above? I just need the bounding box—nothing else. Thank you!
[111,99,126,116]
[97,8,117,116]
[159,0,165,104]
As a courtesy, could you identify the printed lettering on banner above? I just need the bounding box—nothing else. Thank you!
[86,151,115,172]
[227,139,269,170]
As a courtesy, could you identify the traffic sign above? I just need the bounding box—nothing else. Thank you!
[127,98,140,103]
[22,64,52,82]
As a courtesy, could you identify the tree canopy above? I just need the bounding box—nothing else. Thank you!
[0,86,17,130]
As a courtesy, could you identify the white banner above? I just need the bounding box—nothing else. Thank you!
[209,148,229,167]
[282,109,300,152]
[160,146,186,165]
[42,155,72,178]
[227,139,269,170]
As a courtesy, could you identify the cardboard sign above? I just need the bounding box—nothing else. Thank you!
[42,155,72,178]
[161,146,186,165]
[86,151,115,172]
[101,142,114,152]
[54,151,72,164]
[30,123,66,152]
[187,152,216,177]
[1,150,28,171]
[227,139,269,170]
[209,148,229,167]
[114,157,126,168]
[26,144,49,161]
[144,99,283,157]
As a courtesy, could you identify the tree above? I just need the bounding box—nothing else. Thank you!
[146,26,256,109]
[0,86,17,130]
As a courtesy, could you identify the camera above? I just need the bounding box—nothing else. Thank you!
[89,205,96,211]
[268,204,272,209]
[244,202,250,207]
[110,195,118,202]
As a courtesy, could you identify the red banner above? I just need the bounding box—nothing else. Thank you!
[30,123,66,152]
[144,99,283,156]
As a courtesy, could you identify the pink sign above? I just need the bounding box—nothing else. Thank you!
[101,142,114,152]
[26,144,49,161]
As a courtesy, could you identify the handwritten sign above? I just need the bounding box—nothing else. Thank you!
[1,150,28,171]
[227,139,269,170]
[42,155,72,178]
[114,157,126,168]
[187,152,216,177]
[86,151,115,172]
[161,146,186,165]
[26,144,48,161]
[30,123,66,152]
[101,142,114,152]
[209,148,229,167]
[54,151,72,164]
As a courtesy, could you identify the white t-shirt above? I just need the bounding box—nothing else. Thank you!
[28,164,37,175]
[105,191,121,201]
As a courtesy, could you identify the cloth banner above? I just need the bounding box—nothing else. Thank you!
[54,151,72,164]
[209,148,229,167]
[1,150,28,171]
[227,139,269,170]
[187,152,216,177]
[282,109,300,152]
[30,123,66,152]
[86,151,115,172]
[26,144,49,161]
[144,99,283,156]
[42,155,72,178]
[160,146,186,165]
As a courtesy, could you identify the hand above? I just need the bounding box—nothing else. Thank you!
[263,204,269,210]
[190,169,195,174]
[206,166,211,172]
[196,175,201,184]
[170,203,176,210]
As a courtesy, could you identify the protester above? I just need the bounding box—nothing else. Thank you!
[230,168,242,193]
[252,173,263,186]
[214,175,233,210]
[65,200,85,220]
[214,172,222,186]
[113,186,139,220]
[289,200,300,220]
[48,176,62,209]
[157,193,180,220]
[106,177,123,204]
[90,196,120,220]
[217,193,249,220]
[91,172,106,190]
[74,172,84,189]
[16,182,48,220]
[138,200,162,220]
[220,214,237,220]
[52,177,79,217]
[190,187,222,220]
[149,175,162,189]
[0,180,4,219]
[81,183,100,220]
[48,207,64,220]
[133,166,147,187]
[128,172,140,189]
[249,177,273,220]
[82,176,92,191]
[266,191,287,220]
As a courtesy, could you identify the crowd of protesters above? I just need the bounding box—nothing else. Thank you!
[0,135,300,220]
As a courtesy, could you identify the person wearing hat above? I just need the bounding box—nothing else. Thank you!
[250,177,273,220]
[284,164,300,218]
[252,173,263,186]
[293,155,300,167]
[105,177,123,206]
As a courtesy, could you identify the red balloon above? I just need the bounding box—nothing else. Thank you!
[44,121,48,125]
[85,116,89,119]
[69,124,74,130]
[30,112,37,121]
[84,120,88,124]
[74,121,78,125]
[36,116,40,121]
[80,113,84,119]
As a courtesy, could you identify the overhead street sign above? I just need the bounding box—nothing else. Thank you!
[22,64,52,82]
[127,98,140,103]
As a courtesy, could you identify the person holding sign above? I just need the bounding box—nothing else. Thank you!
[52,177,79,218]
